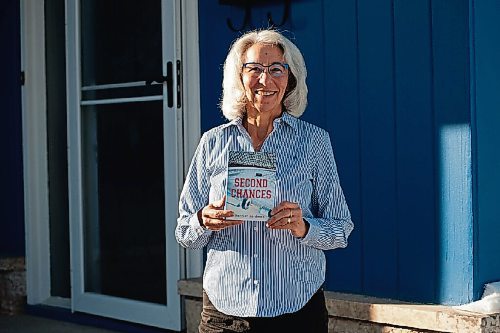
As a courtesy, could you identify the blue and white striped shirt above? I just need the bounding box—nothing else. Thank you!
[176,111,354,317]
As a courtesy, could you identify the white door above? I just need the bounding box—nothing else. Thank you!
[66,0,182,329]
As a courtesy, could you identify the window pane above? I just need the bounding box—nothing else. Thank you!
[81,101,166,304]
[46,0,70,298]
[80,0,162,85]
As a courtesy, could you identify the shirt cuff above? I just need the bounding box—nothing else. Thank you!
[189,213,211,237]
[299,217,320,246]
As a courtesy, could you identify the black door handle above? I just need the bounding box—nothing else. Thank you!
[146,61,173,107]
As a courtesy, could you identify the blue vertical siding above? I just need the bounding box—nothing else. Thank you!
[323,0,362,293]
[198,4,236,130]
[198,0,484,304]
[393,0,436,302]
[288,0,325,126]
[431,0,473,304]
[0,0,25,257]
[357,0,399,298]
[471,0,500,299]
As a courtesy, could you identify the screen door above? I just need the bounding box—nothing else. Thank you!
[66,0,182,329]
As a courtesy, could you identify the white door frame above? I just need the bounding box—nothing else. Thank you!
[20,0,55,307]
[21,0,202,320]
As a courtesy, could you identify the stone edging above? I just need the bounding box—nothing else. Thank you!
[178,278,500,333]
[0,257,27,315]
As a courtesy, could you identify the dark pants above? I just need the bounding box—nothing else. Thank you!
[199,289,329,333]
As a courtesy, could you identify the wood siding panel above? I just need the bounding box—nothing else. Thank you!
[323,0,363,293]
[357,0,398,298]
[431,0,473,304]
[198,2,239,131]
[393,0,436,302]
[473,0,500,299]
[289,0,325,126]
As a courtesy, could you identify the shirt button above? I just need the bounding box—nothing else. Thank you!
[253,253,258,258]
[254,226,258,231]
[253,280,259,285]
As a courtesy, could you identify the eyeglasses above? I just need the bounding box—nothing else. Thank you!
[242,62,289,78]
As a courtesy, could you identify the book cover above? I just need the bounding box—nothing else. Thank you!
[225,151,276,221]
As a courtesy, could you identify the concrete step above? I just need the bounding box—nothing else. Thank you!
[178,277,500,333]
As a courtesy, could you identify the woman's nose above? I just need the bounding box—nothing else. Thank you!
[258,71,272,84]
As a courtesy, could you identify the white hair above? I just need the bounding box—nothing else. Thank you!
[220,29,308,120]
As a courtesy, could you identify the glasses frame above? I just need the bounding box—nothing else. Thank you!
[242,62,289,78]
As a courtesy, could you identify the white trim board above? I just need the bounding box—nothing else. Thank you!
[180,0,203,280]
[20,0,52,305]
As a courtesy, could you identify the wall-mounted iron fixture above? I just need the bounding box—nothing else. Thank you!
[219,0,291,32]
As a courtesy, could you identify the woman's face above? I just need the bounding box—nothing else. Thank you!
[242,43,289,117]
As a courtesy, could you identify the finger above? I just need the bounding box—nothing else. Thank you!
[204,218,244,230]
[267,210,293,227]
[271,201,299,216]
[222,219,245,226]
[205,209,235,219]
[267,215,293,229]
[270,208,300,224]
[212,195,226,209]
[269,222,292,230]
[267,209,287,226]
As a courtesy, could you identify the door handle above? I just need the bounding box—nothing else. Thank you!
[146,61,173,107]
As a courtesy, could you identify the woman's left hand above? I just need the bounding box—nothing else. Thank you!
[267,201,309,238]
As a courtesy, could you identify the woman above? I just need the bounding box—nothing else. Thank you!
[176,29,354,332]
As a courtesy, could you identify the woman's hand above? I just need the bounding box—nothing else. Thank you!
[267,201,309,238]
[197,196,244,231]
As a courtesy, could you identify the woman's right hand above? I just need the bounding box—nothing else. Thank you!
[197,196,244,231]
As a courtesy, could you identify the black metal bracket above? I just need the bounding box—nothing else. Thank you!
[227,1,252,31]
[145,75,168,86]
[267,0,290,28]
[146,61,173,107]
[220,0,291,32]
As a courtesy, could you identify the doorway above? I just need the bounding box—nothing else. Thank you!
[22,0,202,330]
[67,0,182,329]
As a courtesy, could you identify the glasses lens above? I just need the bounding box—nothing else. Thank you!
[244,64,265,77]
[269,64,286,77]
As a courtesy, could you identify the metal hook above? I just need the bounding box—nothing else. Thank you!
[227,2,253,32]
[221,0,291,32]
[267,0,291,28]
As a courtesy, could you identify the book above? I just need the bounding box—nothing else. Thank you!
[225,151,276,221]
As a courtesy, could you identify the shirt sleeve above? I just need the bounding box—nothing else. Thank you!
[175,133,213,249]
[299,130,354,250]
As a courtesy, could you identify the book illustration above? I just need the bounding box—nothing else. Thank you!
[225,151,276,221]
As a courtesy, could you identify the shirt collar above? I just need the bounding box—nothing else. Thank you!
[222,111,299,132]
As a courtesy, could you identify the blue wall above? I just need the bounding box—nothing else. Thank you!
[472,0,500,298]
[0,0,25,257]
[1,0,495,307]
[198,0,482,304]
